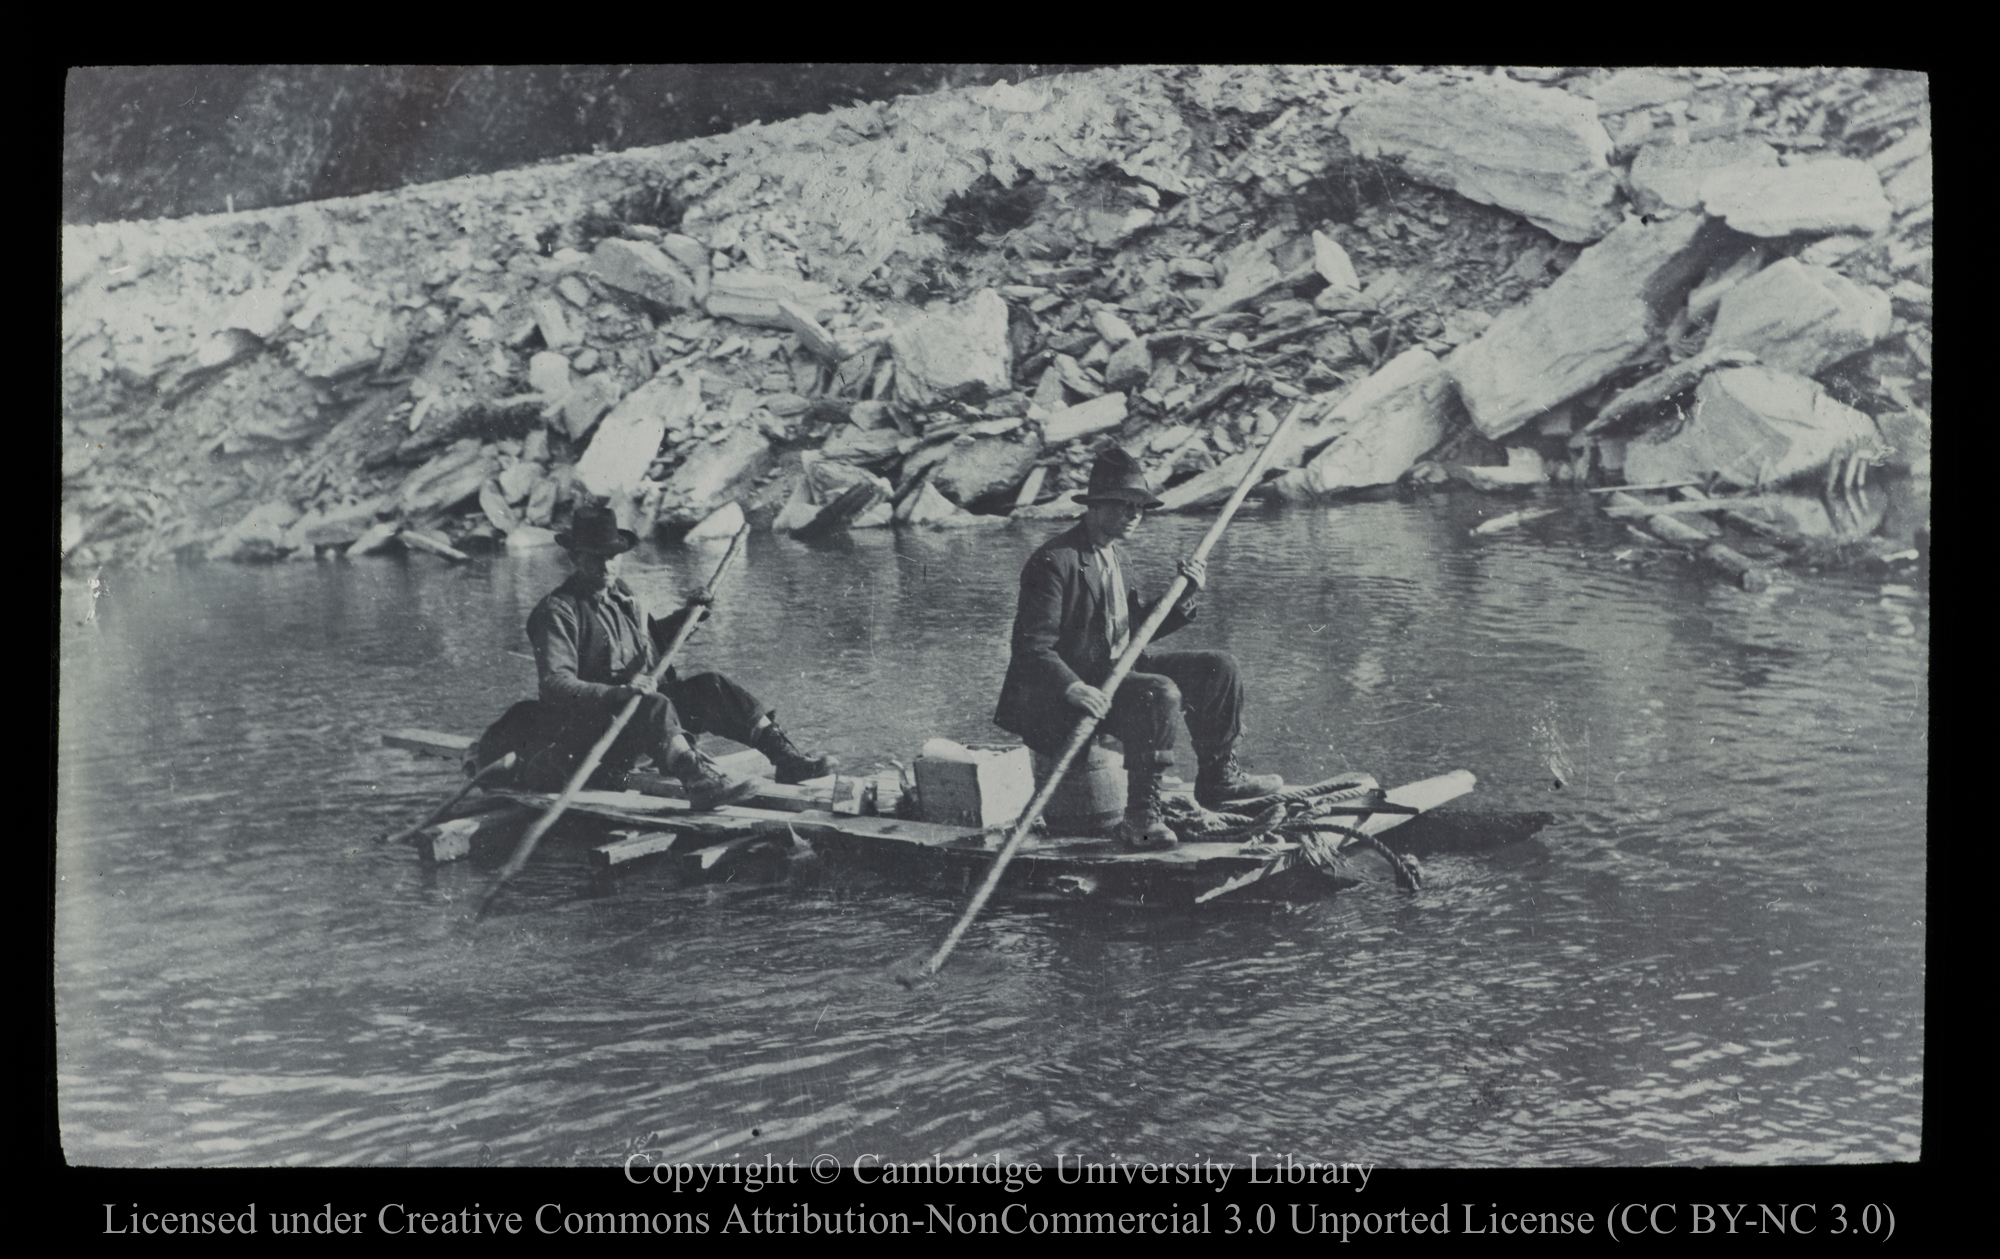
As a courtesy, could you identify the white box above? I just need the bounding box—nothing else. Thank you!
[914,745,1035,828]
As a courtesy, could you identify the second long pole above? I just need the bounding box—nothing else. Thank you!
[908,402,1307,979]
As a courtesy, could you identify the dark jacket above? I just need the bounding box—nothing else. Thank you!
[993,521,1197,744]
[525,575,700,710]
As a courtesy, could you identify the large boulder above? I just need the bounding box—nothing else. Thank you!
[1447,214,1728,438]
[587,238,702,314]
[1623,366,1882,488]
[776,456,894,530]
[1156,397,1356,511]
[1268,349,1460,499]
[1705,258,1891,377]
[1627,137,1779,215]
[902,481,965,526]
[933,433,1044,504]
[398,440,498,515]
[576,373,699,503]
[1338,75,1622,243]
[281,494,393,550]
[652,426,774,529]
[207,500,303,561]
[1698,157,1894,238]
[1156,451,1256,513]
[890,289,1013,404]
[684,500,745,542]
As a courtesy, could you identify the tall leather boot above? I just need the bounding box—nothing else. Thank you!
[666,745,759,811]
[1193,741,1284,810]
[1117,754,1177,851]
[751,720,832,785]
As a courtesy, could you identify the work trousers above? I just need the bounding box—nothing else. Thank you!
[523,670,769,789]
[1024,649,1245,767]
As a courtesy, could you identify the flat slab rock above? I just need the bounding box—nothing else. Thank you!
[1624,365,1882,489]
[1448,214,1728,439]
[653,426,773,528]
[1699,157,1893,238]
[1587,68,1698,116]
[1706,257,1891,378]
[1339,75,1622,243]
[1038,391,1127,445]
[587,238,703,314]
[1268,349,1459,499]
[398,440,498,516]
[283,494,391,549]
[576,373,699,503]
[1627,137,1778,215]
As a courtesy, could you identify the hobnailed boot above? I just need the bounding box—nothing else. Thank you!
[751,720,833,785]
[1194,742,1284,810]
[668,746,760,811]
[1117,759,1177,851]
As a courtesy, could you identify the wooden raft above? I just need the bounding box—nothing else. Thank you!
[379,731,1492,903]
[383,728,872,813]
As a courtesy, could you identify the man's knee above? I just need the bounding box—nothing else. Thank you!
[1199,650,1241,683]
[1129,674,1183,711]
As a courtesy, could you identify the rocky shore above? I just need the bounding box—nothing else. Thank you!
[60,65,1931,578]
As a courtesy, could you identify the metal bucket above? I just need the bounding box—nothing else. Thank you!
[1030,740,1126,835]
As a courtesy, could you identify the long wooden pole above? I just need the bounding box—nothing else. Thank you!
[909,402,1307,980]
[476,523,751,918]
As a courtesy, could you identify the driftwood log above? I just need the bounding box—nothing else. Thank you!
[1608,491,1773,592]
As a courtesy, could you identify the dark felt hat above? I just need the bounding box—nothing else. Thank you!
[555,504,639,555]
[1072,447,1164,508]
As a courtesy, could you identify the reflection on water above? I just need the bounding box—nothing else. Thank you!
[56,493,1925,1166]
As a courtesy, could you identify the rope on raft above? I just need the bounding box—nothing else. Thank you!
[1160,775,1426,891]
[1230,773,1381,812]
[1163,774,1383,838]
[1286,821,1425,892]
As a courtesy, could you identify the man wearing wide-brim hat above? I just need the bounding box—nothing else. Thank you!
[993,449,1281,848]
[494,504,831,809]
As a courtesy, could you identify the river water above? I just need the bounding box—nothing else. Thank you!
[55,491,1926,1168]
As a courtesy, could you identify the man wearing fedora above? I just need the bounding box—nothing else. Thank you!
[516,504,831,810]
[993,448,1281,849]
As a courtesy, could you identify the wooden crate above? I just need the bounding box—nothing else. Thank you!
[914,745,1035,828]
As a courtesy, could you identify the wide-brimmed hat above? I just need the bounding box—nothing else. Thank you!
[1071,447,1164,508]
[555,504,639,555]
